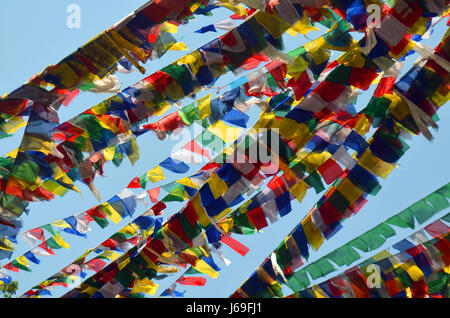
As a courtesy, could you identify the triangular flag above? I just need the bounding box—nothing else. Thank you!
[175,275,207,286]
[147,166,165,183]
[169,42,189,51]
[127,176,141,189]
[148,187,160,203]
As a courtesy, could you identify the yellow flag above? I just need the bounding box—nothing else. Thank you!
[54,233,70,249]
[197,93,212,119]
[354,115,371,136]
[312,285,328,298]
[169,42,188,51]
[153,102,172,117]
[131,278,159,295]
[336,178,364,205]
[254,11,290,39]
[217,1,248,17]
[192,194,210,228]
[119,224,139,236]
[42,180,70,197]
[51,219,71,228]
[208,120,241,143]
[218,218,234,234]
[288,14,319,36]
[177,177,199,189]
[303,152,332,173]
[103,146,116,161]
[118,256,131,271]
[207,174,229,199]
[443,265,450,274]
[4,148,19,158]
[402,260,425,282]
[178,51,204,74]
[358,149,395,179]
[21,135,54,155]
[301,214,324,251]
[147,165,165,183]
[290,180,307,203]
[193,258,219,279]
[16,255,30,268]
[2,116,27,133]
[98,202,122,224]
[387,93,410,120]
[162,22,178,33]
[99,251,121,262]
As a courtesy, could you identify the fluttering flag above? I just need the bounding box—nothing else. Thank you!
[195,24,217,34]
[176,275,207,286]
[221,235,249,257]
[147,166,166,183]
[160,157,190,174]
[148,187,160,203]
[192,256,221,279]
[169,43,189,51]
[127,177,141,189]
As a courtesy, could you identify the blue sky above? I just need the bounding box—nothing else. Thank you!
[0,1,448,298]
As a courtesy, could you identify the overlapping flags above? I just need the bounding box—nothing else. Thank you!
[1,0,449,298]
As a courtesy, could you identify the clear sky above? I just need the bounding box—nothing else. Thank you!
[0,1,448,298]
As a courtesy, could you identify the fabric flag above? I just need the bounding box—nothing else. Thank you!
[148,187,160,203]
[197,94,212,119]
[46,233,70,250]
[63,216,89,238]
[19,228,46,247]
[193,256,221,279]
[207,121,242,143]
[175,275,207,286]
[183,139,211,160]
[160,157,190,174]
[171,149,204,164]
[12,255,32,272]
[169,43,189,51]
[24,251,41,265]
[222,108,250,128]
[127,177,142,189]
[147,165,165,183]
[221,234,250,256]
[98,203,122,224]
[131,278,159,296]
[195,24,217,34]
[214,18,235,31]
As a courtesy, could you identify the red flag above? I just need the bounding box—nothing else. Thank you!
[317,158,344,184]
[240,52,270,70]
[221,235,249,256]
[176,275,207,286]
[424,220,450,238]
[85,258,107,273]
[3,263,19,272]
[373,76,396,97]
[28,227,46,243]
[229,7,256,19]
[101,239,119,250]
[183,140,211,160]
[151,201,166,215]
[127,177,141,189]
[287,71,312,100]
[246,207,268,230]
[38,242,55,255]
[148,187,160,203]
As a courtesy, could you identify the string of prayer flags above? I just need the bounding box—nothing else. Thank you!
[231,179,450,298]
